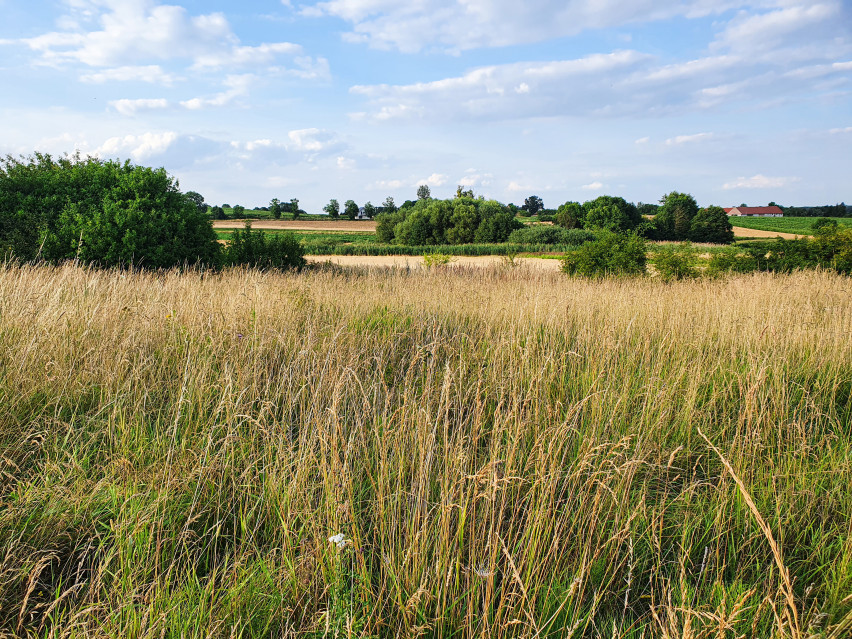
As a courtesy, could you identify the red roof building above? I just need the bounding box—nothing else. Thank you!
[725,206,784,217]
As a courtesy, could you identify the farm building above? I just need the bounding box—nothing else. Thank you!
[725,206,784,217]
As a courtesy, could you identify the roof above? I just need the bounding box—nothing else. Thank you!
[727,206,784,216]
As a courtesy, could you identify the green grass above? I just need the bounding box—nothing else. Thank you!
[729,216,852,236]
[1,264,851,637]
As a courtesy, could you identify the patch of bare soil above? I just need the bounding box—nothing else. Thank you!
[213,220,377,232]
[732,226,802,240]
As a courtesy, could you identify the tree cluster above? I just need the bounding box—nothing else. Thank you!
[375,195,522,245]
[553,192,734,244]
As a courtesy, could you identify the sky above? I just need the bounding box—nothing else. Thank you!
[0,0,850,212]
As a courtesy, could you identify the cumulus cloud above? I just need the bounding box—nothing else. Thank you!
[582,181,604,190]
[419,173,448,187]
[109,98,169,116]
[16,0,327,80]
[345,2,850,122]
[722,174,800,189]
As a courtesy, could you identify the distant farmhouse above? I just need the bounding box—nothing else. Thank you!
[725,206,784,217]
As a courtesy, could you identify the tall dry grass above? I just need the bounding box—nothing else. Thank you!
[0,263,850,638]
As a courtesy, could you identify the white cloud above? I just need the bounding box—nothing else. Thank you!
[582,181,604,190]
[337,156,356,169]
[79,64,179,84]
[95,131,179,160]
[419,173,448,187]
[722,174,800,189]
[665,132,714,145]
[635,136,650,144]
[180,75,254,110]
[829,126,852,134]
[109,97,169,116]
[17,0,325,77]
[302,0,747,53]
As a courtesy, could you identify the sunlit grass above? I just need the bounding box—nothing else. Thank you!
[1,263,850,637]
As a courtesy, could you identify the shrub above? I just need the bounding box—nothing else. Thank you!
[652,242,700,281]
[224,222,305,270]
[507,226,595,246]
[561,230,646,277]
[689,205,734,244]
[706,247,759,276]
[0,153,220,268]
[422,253,454,268]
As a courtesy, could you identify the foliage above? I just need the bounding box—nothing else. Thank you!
[0,153,219,267]
[554,201,584,229]
[651,191,700,240]
[185,190,206,213]
[582,195,642,232]
[738,228,852,275]
[344,199,359,220]
[210,205,227,220]
[231,205,246,218]
[689,205,734,244]
[289,198,301,220]
[522,195,544,216]
[416,184,431,200]
[269,198,282,219]
[324,198,340,219]
[363,201,376,219]
[812,217,838,232]
[652,242,700,281]
[561,230,646,277]
[706,247,760,276]
[223,221,305,270]
[422,252,454,268]
[379,197,521,246]
[507,225,595,246]
[382,196,397,213]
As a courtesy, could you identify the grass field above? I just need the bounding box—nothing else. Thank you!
[729,216,852,236]
[2,264,850,638]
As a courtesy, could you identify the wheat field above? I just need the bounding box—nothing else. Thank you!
[1,263,850,638]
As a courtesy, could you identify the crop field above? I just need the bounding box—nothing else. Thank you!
[729,216,852,236]
[1,264,851,638]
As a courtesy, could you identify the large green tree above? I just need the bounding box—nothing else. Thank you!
[0,153,219,267]
[324,198,340,219]
[582,196,641,232]
[689,205,734,244]
[653,192,699,240]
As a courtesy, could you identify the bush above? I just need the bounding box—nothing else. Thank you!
[223,222,305,270]
[706,247,759,276]
[561,230,646,277]
[0,153,220,268]
[508,226,595,246]
[652,242,700,281]
[689,205,734,244]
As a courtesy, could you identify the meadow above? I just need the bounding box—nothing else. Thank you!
[1,263,850,638]
[728,217,852,237]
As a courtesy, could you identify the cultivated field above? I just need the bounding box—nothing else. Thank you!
[1,264,851,638]
[730,216,852,237]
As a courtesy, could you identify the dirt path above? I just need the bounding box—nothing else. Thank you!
[732,226,803,240]
[306,255,563,271]
[214,219,377,232]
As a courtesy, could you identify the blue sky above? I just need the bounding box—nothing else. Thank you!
[1,0,850,212]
